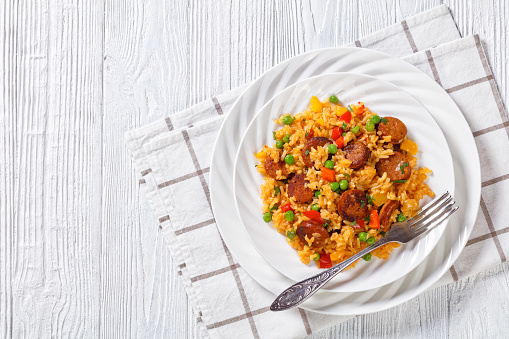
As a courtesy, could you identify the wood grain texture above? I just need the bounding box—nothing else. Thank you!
[1,0,104,337]
[1,0,508,338]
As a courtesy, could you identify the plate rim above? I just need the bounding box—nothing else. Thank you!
[210,46,481,315]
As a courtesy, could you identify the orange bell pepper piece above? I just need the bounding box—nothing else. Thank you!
[321,167,336,182]
[335,136,345,149]
[369,210,380,229]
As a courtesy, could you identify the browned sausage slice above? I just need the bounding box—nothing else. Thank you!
[375,151,411,181]
[379,200,400,231]
[378,117,407,144]
[296,220,329,248]
[287,173,314,204]
[343,141,370,169]
[264,155,288,179]
[337,189,369,221]
[302,137,331,168]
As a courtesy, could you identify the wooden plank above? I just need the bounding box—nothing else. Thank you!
[0,0,104,337]
[0,1,16,337]
[102,0,193,337]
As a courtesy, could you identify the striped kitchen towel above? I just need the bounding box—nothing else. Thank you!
[125,5,508,339]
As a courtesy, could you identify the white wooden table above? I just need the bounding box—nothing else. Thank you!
[2,1,509,337]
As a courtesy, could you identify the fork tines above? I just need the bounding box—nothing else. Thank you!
[408,192,458,236]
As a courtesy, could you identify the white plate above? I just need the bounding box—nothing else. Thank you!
[233,72,454,293]
[210,47,481,315]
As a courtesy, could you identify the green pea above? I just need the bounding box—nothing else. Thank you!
[284,154,295,165]
[365,121,375,132]
[313,253,320,261]
[287,229,296,240]
[363,253,372,261]
[284,211,295,222]
[274,186,280,195]
[329,95,339,104]
[380,231,386,236]
[330,182,340,191]
[314,190,321,198]
[324,160,334,169]
[351,125,360,134]
[275,140,284,149]
[358,232,367,242]
[397,213,407,222]
[370,115,381,124]
[328,144,338,154]
[282,134,291,143]
[282,115,295,125]
[366,237,376,245]
[311,204,321,211]
[263,212,272,223]
[339,179,349,191]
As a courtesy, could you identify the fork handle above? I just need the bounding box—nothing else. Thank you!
[270,237,391,311]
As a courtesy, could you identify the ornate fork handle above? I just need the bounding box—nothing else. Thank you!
[270,237,391,311]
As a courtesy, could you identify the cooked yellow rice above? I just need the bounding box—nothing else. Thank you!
[255,97,434,268]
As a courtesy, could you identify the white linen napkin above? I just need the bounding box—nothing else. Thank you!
[125,5,508,339]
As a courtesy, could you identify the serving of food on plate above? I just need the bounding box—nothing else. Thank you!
[255,95,435,269]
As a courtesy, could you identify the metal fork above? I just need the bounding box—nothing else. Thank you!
[270,191,458,311]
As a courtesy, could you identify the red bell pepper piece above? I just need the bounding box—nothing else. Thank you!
[369,210,380,229]
[352,218,364,230]
[306,129,314,139]
[334,136,345,149]
[321,167,336,182]
[339,111,352,123]
[319,253,332,269]
[281,203,294,213]
[303,210,325,224]
[331,126,341,141]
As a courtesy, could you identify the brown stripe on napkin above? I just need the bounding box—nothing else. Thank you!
[212,97,224,115]
[445,75,493,93]
[191,263,241,283]
[480,197,506,262]
[299,309,312,335]
[158,215,170,223]
[157,167,210,189]
[206,307,270,330]
[220,239,261,338]
[467,226,509,247]
[182,130,212,209]
[474,35,509,138]
[449,266,459,281]
[482,174,509,188]
[473,122,509,137]
[402,20,419,53]
[165,117,174,131]
[174,219,215,235]
[141,168,152,176]
[425,50,443,87]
